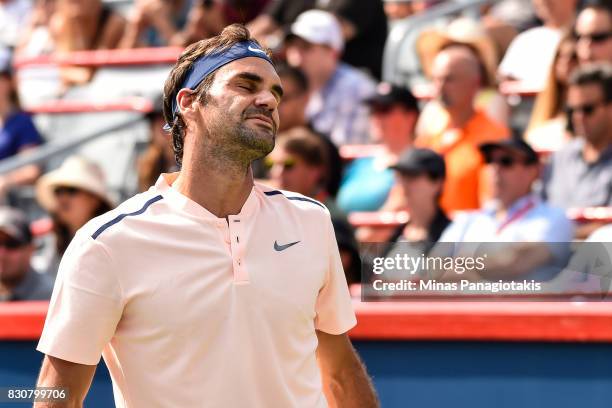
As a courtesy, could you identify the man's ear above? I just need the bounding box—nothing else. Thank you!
[176,88,197,118]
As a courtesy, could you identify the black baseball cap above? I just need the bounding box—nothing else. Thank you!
[479,139,539,164]
[0,207,32,245]
[365,82,419,112]
[389,148,445,179]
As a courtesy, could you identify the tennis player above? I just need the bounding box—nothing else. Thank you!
[35,24,378,407]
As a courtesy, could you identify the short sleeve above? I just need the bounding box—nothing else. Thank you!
[314,213,357,335]
[14,113,44,150]
[37,233,123,365]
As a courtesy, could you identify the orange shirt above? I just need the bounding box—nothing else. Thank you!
[417,109,510,213]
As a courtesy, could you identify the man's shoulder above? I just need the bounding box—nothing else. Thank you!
[256,183,330,217]
[333,63,376,92]
[470,111,509,140]
[77,189,165,242]
[550,138,582,163]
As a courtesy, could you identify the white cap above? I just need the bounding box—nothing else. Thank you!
[289,10,344,52]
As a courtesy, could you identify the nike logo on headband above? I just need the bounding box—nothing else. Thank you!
[248,45,267,55]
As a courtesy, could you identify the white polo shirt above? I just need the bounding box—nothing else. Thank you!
[37,173,356,408]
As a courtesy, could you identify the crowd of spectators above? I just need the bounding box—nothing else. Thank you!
[2,0,612,299]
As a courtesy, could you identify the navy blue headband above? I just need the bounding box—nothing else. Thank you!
[165,40,273,130]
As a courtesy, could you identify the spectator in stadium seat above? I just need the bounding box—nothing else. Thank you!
[323,0,388,81]
[49,0,126,86]
[0,206,53,301]
[438,139,574,281]
[285,9,376,145]
[337,82,419,213]
[248,0,315,48]
[0,51,43,199]
[416,45,510,213]
[382,0,419,21]
[120,0,193,48]
[267,126,342,219]
[541,63,612,238]
[498,0,578,90]
[35,156,114,275]
[416,17,511,128]
[386,148,450,254]
[276,63,310,133]
[575,0,612,65]
[265,127,359,284]
[271,63,343,198]
[0,0,32,50]
[137,98,178,192]
[526,32,578,151]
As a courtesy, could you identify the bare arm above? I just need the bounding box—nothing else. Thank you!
[316,330,379,408]
[34,355,96,408]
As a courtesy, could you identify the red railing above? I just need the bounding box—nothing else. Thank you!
[349,207,612,228]
[3,300,612,342]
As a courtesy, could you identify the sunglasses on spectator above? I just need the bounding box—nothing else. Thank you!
[575,31,612,43]
[485,155,527,168]
[0,238,25,250]
[370,104,394,114]
[565,102,604,117]
[264,157,296,171]
[53,186,81,197]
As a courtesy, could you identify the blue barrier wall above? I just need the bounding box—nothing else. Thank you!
[2,340,612,407]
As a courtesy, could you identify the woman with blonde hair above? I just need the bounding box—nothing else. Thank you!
[525,32,578,151]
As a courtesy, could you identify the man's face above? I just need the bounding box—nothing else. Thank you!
[196,57,282,162]
[384,2,414,20]
[485,148,539,205]
[532,0,576,25]
[278,74,308,132]
[0,231,32,285]
[575,8,612,64]
[285,37,335,81]
[369,104,416,142]
[267,147,321,196]
[431,48,480,110]
[566,83,611,143]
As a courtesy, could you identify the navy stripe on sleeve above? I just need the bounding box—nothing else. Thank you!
[92,195,163,240]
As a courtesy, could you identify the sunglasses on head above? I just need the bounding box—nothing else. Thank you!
[0,237,25,250]
[53,186,81,197]
[565,102,603,117]
[575,31,612,44]
[264,157,296,171]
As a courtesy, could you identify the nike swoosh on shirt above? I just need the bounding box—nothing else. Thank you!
[274,240,301,251]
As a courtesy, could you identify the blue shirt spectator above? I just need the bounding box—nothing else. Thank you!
[337,156,394,213]
[0,112,43,160]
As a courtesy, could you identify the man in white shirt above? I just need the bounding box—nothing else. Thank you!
[439,139,574,281]
[35,24,378,408]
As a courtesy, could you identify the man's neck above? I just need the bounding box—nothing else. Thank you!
[583,135,612,163]
[310,67,336,93]
[173,151,255,219]
[446,105,475,129]
[407,203,437,230]
[495,192,533,218]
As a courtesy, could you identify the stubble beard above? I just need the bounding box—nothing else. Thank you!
[204,104,276,171]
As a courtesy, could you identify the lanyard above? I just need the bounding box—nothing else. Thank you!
[496,198,536,234]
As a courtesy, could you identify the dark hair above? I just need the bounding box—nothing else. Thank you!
[579,0,612,15]
[275,63,309,94]
[53,197,112,257]
[162,24,271,166]
[568,62,612,102]
[278,127,329,187]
